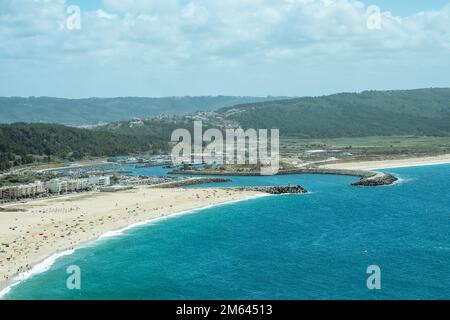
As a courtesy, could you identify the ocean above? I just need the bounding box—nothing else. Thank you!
[3,164,450,299]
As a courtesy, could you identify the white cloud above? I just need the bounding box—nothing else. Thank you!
[96,9,116,20]
[0,0,450,96]
[101,0,180,14]
[181,2,209,28]
[2,0,450,62]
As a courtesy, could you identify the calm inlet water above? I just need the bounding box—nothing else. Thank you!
[3,164,450,299]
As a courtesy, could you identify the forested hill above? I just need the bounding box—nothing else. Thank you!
[3,88,450,172]
[0,123,167,171]
[217,88,450,138]
[0,96,288,126]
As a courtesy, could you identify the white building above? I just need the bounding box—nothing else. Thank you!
[47,179,63,193]
[0,181,46,200]
[46,178,90,194]
[88,176,111,187]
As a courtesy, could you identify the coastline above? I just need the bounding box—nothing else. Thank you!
[320,154,450,170]
[170,166,398,187]
[0,187,265,297]
[1,155,449,298]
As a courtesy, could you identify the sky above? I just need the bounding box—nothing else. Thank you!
[1,0,450,98]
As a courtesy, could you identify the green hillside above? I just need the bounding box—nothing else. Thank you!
[218,88,450,138]
[0,123,167,171]
[3,88,450,172]
[0,96,287,126]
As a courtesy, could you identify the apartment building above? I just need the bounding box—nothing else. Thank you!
[46,178,90,194]
[88,176,111,187]
[0,182,46,200]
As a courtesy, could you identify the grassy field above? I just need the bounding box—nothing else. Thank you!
[280,136,450,162]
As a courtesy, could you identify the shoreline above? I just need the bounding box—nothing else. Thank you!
[1,157,448,298]
[369,161,450,170]
[0,193,270,299]
[0,187,266,297]
[320,154,450,171]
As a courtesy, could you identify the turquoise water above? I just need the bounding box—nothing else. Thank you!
[122,164,171,177]
[3,164,450,299]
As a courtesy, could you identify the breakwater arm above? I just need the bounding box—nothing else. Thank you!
[234,185,308,194]
[169,168,398,187]
[152,177,232,188]
[350,171,398,187]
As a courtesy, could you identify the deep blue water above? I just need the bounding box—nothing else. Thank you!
[3,164,450,300]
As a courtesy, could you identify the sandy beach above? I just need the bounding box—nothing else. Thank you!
[1,154,449,296]
[321,154,450,170]
[0,187,264,293]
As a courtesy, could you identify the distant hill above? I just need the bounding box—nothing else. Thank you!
[217,88,450,138]
[0,96,289,126]
[100,88,450,139]
[3,88,450,172]
[0,123,167,171]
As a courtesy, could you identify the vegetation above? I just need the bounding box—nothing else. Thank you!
[97,117,218,138]
[0,174,36,187]
[0,96,287,126]
[100,88,450,140]
[280,136,450,162]
[218,88,450,138]
[2,88,450,172]
[0,123,168,171]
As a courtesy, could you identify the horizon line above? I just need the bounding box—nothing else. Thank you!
[0,87,448,100]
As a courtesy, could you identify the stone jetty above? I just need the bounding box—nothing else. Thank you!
[154,177,232,188]
[169,168,398,187]
[236,185,308,194]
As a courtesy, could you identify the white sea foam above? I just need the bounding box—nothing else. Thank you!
[0,249,75,299]
[372,174,415,188]
[0,193,269,299]
[392,175,416,186]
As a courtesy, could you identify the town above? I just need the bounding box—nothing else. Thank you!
[0,176,109,202]
[0,155,176,204]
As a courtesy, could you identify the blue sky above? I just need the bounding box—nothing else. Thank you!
[370,0,450,15]
[1,0,450,98]
[72,0,450,15]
